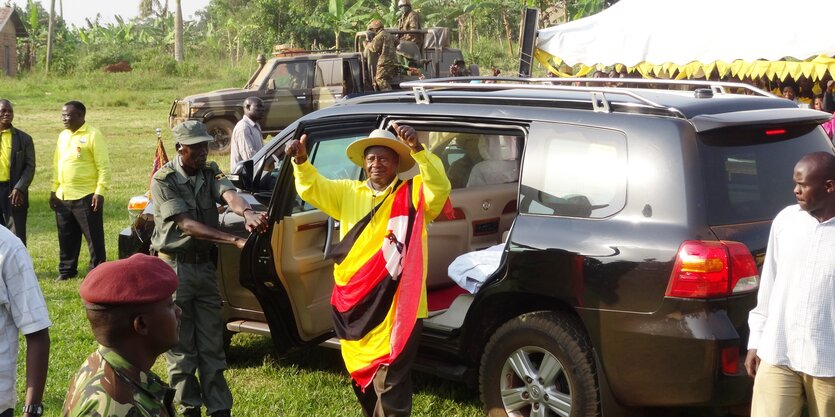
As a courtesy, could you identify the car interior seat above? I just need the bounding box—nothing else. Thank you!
[467,135,521,187]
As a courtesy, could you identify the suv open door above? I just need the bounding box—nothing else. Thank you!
[239,115,381,356]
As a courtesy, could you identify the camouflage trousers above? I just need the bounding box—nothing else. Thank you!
[375,65,399,91]
[162,258,233,415]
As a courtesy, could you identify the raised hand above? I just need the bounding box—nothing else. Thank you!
[285,133,309,164]
[391,123,422,152]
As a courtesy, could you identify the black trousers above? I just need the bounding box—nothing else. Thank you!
[0,408,11,417]
[55,193,106,276]
[0,182,27,245]
[352,320,423,417]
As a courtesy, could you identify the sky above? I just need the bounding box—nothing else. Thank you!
[8,0,212,28]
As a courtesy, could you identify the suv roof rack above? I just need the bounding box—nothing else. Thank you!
[401,77,778,118]
[401,78,687,117]
[541,77,776,97]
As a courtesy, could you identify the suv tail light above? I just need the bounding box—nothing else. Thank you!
[665,240,759,298]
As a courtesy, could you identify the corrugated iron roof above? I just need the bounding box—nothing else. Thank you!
[0,7,29,38]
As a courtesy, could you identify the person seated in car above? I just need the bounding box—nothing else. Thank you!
[467,135,520,187]
[446,134,482,188]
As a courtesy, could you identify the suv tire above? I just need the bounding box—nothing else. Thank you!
[480,312,600,417]
[205,118,235,154]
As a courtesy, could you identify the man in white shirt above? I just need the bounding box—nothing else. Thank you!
[745,152,835,417]
[0,226,50,417]
[229,97,266,171]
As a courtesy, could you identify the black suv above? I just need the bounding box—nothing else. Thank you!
[121,78,834,416]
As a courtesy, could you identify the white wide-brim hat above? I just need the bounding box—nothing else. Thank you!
[345,129,416,173]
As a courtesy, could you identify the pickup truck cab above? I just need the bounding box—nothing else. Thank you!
[169,27,470,154]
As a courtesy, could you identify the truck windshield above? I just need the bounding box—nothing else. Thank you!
[250,63,273,90]
[699,125,834,225]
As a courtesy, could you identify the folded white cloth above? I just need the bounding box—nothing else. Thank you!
[447,243,505,293]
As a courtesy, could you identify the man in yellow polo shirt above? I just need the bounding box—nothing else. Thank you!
[0,99,36,245]
[49,101,111,280]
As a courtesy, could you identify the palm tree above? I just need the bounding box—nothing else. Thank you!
[138,0,169,33]
[45,0,54,72]
[174,0,183,61]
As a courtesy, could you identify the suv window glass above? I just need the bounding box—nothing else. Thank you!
[294,136,363,213]
[521,123,627,218]
[699,126,833,225]
[428,131,522,189]
[271,62,312,89]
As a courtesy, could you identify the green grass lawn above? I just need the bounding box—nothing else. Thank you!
[0,69,482,417]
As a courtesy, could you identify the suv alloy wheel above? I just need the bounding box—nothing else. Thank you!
[480,312,600,417]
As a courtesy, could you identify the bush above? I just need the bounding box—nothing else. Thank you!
[133,50,179,75]
[460,37,519,76]
[76,46,137,73]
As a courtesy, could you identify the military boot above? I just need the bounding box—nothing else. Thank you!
[180,407,201,417]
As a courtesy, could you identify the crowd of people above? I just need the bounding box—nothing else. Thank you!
[0,97,271,417]
[3,7,835,414]
[1,85,449,416]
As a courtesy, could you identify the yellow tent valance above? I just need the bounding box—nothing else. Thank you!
[534,48,835,82]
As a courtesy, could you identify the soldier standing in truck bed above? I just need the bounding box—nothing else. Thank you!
[365,20,399,91]
[397,0,423,47]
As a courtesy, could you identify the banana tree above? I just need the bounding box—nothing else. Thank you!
[307,0,372,50]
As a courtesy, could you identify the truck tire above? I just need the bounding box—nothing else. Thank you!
[205,118,235,154]
[480,312,600,417]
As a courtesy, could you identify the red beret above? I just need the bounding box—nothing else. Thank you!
[80,254,178,307]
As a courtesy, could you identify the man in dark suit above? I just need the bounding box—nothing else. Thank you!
[0,100,36,245]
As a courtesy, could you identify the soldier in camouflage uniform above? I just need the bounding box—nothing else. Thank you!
[397,0,423,46]
[150,121,268,417]
[365,20,400,91]
[62,254,181,417]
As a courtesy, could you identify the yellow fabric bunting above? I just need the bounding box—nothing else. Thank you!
[535,49,835,82]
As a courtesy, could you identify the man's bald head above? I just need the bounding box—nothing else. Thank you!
[243,96,265,122]
[794,152,835,221]
[796,152,835,182]
[0,99,12,130]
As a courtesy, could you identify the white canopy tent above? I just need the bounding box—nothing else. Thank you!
[535,0,835,81]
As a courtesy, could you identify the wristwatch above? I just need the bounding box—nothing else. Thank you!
[23,404,44,416]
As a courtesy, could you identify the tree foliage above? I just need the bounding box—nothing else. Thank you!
[8,0,613,75]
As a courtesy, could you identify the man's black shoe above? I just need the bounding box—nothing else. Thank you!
[56,274,76,281]
[180,408,201,417]
[209,411,230,417]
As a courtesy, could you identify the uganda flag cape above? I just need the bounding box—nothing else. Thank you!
[330,179,426,390]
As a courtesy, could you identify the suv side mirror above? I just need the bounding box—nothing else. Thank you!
[267,79,276,91]
[230,159,254,190]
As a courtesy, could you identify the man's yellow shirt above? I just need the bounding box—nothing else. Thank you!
[52,123,111,200]
[0,129,12,182]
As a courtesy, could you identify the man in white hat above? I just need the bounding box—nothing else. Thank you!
[285,123,450,417]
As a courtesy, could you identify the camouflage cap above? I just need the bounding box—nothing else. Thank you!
[368,19,383,30]
[173,120,214,145]
[398,0,412,6]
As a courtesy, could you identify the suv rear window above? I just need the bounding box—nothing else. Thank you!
[699,126,834,225]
